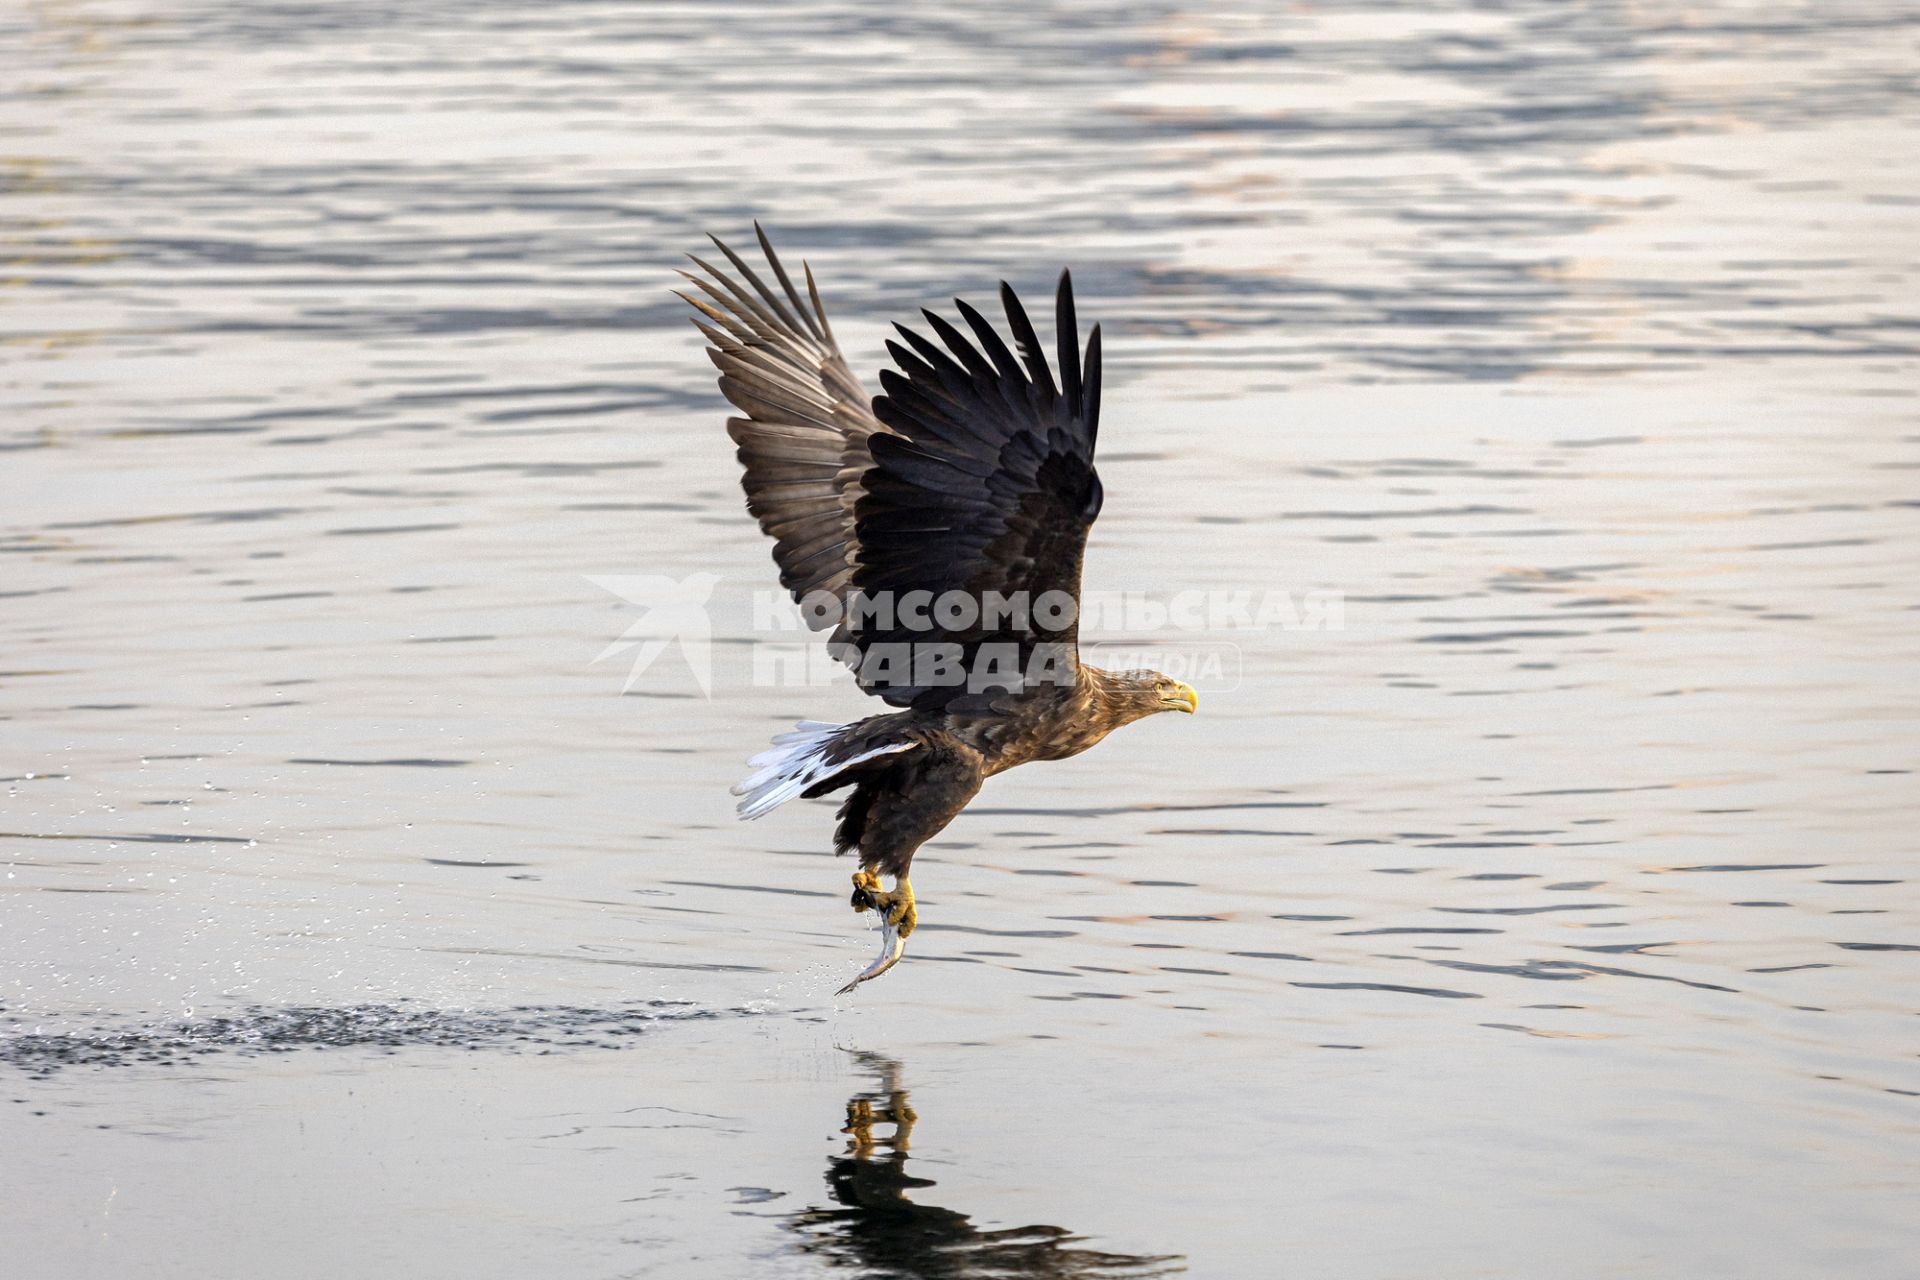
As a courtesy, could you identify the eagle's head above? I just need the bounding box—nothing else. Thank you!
[1097,667,1200,723]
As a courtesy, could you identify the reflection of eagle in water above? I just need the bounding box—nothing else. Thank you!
[680,227,1197,992]
[787,1053,1182,1277]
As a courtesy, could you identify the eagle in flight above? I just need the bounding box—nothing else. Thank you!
[680,227,1198,992]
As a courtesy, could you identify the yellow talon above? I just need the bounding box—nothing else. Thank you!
[887,879,916,938]
[848,871,916,938]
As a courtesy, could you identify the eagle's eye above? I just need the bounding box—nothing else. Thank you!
[1153,677,1199,713]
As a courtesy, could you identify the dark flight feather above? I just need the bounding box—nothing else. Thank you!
[679,232,889,615]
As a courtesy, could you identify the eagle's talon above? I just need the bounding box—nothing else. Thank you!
[848,871,915,938]
[885,891,916,938]
[850,868,882,913]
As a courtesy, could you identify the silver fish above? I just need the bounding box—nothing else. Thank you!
[835,917,906,995]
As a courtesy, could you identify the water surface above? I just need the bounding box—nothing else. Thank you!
[3,2,1917,1276]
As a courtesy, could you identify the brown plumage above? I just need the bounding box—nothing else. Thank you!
[680,226,1197,991]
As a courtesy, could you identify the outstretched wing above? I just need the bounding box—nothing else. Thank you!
[847,272,1105,710]
[679,226,888,609]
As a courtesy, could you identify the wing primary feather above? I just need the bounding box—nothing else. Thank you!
[1084,322,1103,445]
[1000,282,1057,399]
[879,368,975,433]
[1056,269,1082,418]
[883,337,939,384]
[686,253,790,343]
[893,323,973,387]
[707,233,811,341]
[681,225,892,646]
[921,309,997,382]
[752,221,825,343]
[677,277,763,345]
[803,261,837,348]
[673,290,742,350]
[954,297,1025,385]
[686,315,737,354]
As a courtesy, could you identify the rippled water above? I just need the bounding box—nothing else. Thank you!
[4,1,1918,1276]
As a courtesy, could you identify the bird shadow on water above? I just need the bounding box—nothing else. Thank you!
[783,1052,1183,1278]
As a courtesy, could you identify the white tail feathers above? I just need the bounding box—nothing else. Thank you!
[731,720,915,820]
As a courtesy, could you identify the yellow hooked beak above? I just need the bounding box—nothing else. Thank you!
[1162,681,1198,714]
